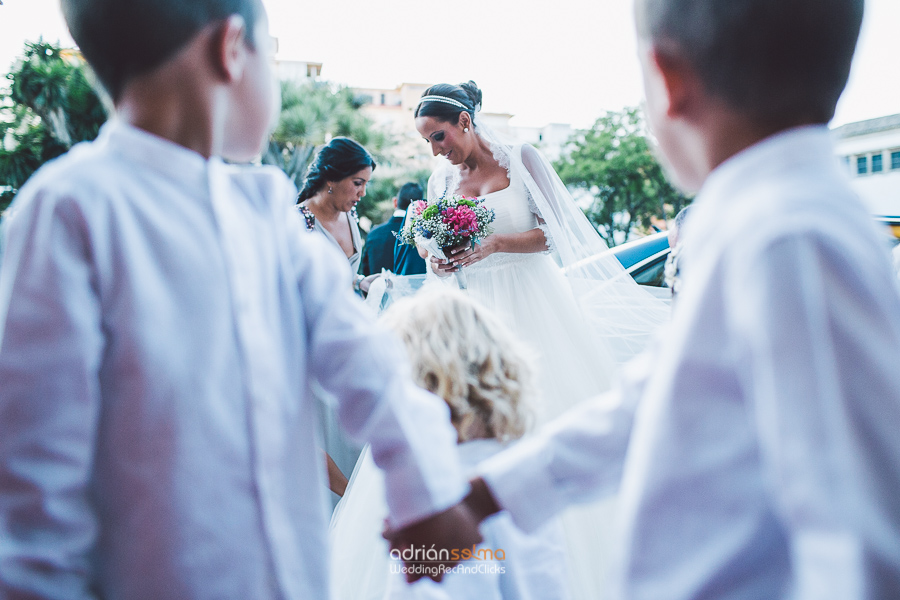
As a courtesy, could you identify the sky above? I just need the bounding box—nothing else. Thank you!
[1,0,898,129]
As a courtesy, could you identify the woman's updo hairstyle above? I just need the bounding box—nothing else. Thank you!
[414,80,483,125]
[297,137,376,202]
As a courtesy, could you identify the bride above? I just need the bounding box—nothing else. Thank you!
[332,81,669,600]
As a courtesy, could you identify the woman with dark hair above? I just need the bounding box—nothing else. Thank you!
[297,137,379,503]
[298,137,380,295]
[410,81,666,414]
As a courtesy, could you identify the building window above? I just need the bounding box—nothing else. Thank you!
[872,153,883,173]
[892,151,900,170]
[857,155,868,175]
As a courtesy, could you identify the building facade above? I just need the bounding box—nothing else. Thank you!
[273,59,322,82]
[833,113,900,236]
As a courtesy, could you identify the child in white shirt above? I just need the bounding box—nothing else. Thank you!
[0,1,480,598]
[390,1,900,598]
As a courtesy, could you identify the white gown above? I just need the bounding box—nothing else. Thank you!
[449,168,621,600]
[333,165,626,600]
[454,169,617,424]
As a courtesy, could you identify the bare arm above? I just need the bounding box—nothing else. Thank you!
[324,451,349,497]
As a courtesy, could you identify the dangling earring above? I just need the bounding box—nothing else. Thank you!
[328,187,333,194]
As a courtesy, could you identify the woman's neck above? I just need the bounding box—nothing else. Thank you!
[304,193,342,222]
[461,135,496,173]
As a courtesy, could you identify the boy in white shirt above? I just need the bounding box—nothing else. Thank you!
[0,0,480,598]
[391,0,900,598]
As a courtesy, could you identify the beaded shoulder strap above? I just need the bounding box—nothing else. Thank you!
[297,204,316,231]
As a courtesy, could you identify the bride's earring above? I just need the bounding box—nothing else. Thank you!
[328,187,333,194]
[464,127,469,133]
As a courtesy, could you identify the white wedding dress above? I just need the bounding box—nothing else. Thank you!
[443,167,617,425]
[425,165,621,600]
[333,121,669,600]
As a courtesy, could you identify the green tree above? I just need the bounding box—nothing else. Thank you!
[555,107,689,246]
[263,80,394,227]
[0,40,108,213]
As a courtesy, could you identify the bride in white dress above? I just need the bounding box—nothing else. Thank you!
[332,81,669,600]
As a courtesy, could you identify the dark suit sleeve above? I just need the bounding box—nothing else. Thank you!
[359,238,371,276]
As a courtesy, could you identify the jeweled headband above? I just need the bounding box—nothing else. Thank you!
[417,95,469,111]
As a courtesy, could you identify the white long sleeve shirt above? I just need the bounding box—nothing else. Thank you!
[0,121,466,600]
[480,126,900,599]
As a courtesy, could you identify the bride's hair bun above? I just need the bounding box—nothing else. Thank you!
[414,80,482,124]
[459,80,482,111]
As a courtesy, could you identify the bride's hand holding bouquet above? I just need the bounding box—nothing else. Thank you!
[396,195,495,287]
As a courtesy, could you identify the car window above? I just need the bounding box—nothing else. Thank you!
[632,256,668,287]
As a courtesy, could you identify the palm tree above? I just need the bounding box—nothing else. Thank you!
[264,80,387,189]
[263,80,395,227]
[0,40,107,213]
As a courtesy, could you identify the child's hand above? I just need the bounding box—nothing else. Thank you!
[383,503,483,583]
[359,274,380,295]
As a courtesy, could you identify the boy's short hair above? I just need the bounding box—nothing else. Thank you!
[637,0,864,124]
[397,183,423,211]
[62,0,263,102]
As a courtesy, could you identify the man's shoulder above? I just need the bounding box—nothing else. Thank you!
[366,221,397,244]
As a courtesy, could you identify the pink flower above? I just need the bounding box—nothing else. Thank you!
[412,200,428,216]
[443,206,478,234]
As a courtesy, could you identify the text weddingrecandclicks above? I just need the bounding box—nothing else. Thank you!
[390,563,507,577]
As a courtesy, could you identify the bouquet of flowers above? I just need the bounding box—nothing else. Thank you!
[396,194,496,288]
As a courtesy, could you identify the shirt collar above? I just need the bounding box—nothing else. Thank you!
[393,209,407,218]
[696,125,834,210]
[680,125,837,265]
[97,119,219,198]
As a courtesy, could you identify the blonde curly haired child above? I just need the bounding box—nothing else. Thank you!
[331,290,571,600]
[380,289,534,444]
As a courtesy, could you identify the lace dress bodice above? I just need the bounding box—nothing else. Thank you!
[433,166,552,272]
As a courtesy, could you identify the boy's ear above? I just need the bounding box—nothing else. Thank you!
[650,47,698,120]
[214,15,249,83]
